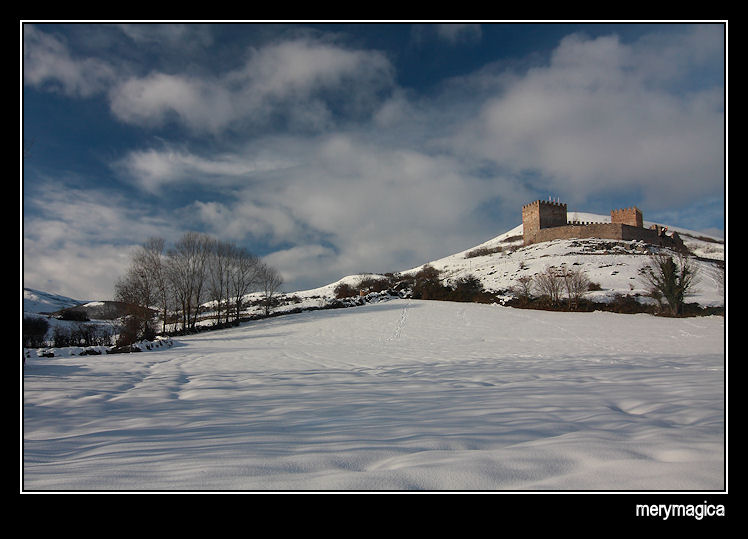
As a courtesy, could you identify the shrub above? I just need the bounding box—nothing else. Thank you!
[116,316,155,347]
[587,281,603,291]
[639,252,700,316]
[59,309,89,321]
[334,282,358,299]
[450,275,488,302]
[23,317,49,348]
[510,275,534,305]
[52,325,72,348]
[465,245,503,259]
[116,317,140,347]
[357,276,392,293]
[606,294,653,314]
[411,265,448,300]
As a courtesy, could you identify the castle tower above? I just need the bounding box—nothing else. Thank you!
[611,207,643,228]
[522,199,568,245]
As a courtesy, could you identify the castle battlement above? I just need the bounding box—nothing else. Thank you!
[522,199,568,210]
[611,206,643,228]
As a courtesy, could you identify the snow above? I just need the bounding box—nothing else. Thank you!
[23,299,725,491]
[22,212,726,491]
[23,288,86,314]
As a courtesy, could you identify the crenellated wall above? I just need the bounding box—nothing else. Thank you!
[522,200,683,249]
[611,207,643,228]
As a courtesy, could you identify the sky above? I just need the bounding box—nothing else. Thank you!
[22,22,726,300]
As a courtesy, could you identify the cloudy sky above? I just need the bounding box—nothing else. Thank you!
[22,22,726,300]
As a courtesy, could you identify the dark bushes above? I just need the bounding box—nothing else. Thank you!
[334,282,358,299]
[58,309,89,321]
[465,245,503,259]
[116,315,156,347]
[404,265,497,304]
[23,317,49,348]
[51,322,115,348]
[332,266,498,305]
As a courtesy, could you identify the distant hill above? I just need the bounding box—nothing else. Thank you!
[23,288,87,315]
[23,288,147,320]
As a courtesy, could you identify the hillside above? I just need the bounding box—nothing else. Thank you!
[263,212,724,316]
[23,288,87,315]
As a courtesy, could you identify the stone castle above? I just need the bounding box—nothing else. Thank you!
[521,198,684,249]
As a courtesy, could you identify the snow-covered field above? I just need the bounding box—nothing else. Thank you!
[22,299,725,491]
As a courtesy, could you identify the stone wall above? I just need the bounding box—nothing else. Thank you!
[526,222,683,249]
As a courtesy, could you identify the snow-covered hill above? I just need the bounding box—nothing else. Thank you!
[270,212,725,313]
[23,288,87,315]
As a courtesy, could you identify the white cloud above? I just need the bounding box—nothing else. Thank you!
[115,23,214,50]
[114,146,295,193]
[182,134,521,288]
[232,38,392,100]
[262,244,339,290]
[23,25,116,97]
[435,24,482,44]
[109,73,235,133]
[411,23,483,46]
[453,28,724,209]
[22,182,179,299]
[108,37,394,134]
[111,27,724,291]
[191,199,299,244]
[23,239,133,301]
[24,26,395,134]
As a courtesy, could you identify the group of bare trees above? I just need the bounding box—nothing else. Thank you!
[115,232,283,337]
[512,265,592,310]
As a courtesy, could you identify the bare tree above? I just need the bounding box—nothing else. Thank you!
[640,251,700,316]
[259,262,283,316]
[115,242,160,313]
[511,275,534,304]
[208,239,233,325]
[534,266,564,306]
[140,237,170,333]
[114,248,159,343]
[229,246,261,321]
[560,265,591,310]
[114,265,151,307]
[166,232,213,331]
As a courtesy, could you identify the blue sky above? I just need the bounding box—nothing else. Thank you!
[22,22,726,300]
